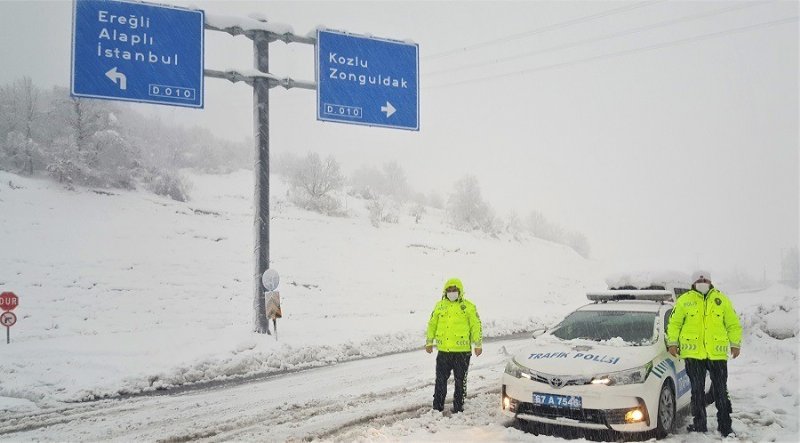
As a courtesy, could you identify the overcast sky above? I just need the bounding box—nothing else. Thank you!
[1,0,797,280]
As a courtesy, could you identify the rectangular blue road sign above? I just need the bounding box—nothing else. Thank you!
[71,0,204,108]
[317,30,419,131]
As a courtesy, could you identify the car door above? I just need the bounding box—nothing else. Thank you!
[663,307,691,408]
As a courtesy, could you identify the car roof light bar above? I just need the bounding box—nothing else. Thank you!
[586,290,674,303]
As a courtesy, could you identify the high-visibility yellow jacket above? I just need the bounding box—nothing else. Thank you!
[426,278,482,352]
[667,287,742,360]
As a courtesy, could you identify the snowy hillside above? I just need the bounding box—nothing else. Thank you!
[0,170,603,406]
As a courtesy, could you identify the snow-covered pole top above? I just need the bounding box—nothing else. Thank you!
[205,12,316,44]
[204,69,316,90]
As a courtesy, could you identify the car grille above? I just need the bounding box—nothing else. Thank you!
[512,401,630,425]
[527,370,589,387]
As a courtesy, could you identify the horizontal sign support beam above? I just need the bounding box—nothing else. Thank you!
[204,69,316,90]
[204,23,316,45]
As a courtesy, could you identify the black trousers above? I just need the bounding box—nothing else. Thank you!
[433,351,471,412]
[686,358,732,432]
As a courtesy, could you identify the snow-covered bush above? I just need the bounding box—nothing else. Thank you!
[409,202,425,224]
[367,197,401,227]
[46,137,85,185]
[287,152,345,215]
[1,131,43,175]
[144,169,191,202]
[446,174,496,234]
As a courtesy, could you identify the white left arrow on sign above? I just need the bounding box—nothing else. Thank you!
[105,67,127,90]
[381,101,396,118]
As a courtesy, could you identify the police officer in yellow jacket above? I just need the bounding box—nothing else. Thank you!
[425,278,482,413]
[667,271,742,437]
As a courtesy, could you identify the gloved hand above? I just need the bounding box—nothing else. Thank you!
[425,345,433,354]
[731,347,740,358]
[474,347,482,357]
[668,345,678,357]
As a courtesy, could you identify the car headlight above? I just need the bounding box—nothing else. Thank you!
[590,361,652,386]
[504,359,526,378]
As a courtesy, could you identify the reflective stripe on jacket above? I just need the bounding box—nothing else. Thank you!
[426,278,482,352]
[667,287,742,360]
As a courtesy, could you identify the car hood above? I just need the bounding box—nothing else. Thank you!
[513,337,657,376]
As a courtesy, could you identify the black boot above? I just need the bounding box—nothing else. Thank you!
[687,424,707,433]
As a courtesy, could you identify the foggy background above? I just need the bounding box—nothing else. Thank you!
[1,0,797,280]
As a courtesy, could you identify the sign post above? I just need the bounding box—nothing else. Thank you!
[71,0,204,108]
[1,312,16,344]
[0,291,18,344]
[317,30,419,131]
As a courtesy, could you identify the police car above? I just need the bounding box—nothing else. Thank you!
[501,290,691,438]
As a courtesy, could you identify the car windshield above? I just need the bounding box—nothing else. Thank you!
[550,310,657,345]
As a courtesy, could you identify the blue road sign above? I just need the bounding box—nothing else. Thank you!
[317,30,419,131]
[71,0,204,108]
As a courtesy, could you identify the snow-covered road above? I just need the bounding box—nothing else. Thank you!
[2,332,797,442]
[0,337,520,441]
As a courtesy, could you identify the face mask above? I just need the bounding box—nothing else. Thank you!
[446,291,459,301]
[695,283,711,294]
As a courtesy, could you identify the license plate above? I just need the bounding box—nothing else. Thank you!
[532,392,582,409]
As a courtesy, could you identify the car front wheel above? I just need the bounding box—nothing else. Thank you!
[654,381,676,438]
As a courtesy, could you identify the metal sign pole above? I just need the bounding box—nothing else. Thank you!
[203,19,315,334]
[253,29,271,334]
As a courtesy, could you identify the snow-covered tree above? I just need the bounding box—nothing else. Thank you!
[367,196,400,227]
[288,152,345,215]
[0,77,42,175]
[409,202,425,224]
[565,230,591,258]
[381,161,409,202]
[505,211,525,241]
[349,164,383,199]
[526,210,565,243]
[446,175,496,234]
[349,161,409,202]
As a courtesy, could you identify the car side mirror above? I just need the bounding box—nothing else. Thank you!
[532,328,546,339]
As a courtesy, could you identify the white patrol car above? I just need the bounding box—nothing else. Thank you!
[501,290,691,438]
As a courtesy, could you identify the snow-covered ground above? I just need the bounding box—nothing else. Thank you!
[0,169,602,404]
[0,170,797,442]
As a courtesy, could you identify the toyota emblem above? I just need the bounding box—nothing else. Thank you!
[549,377,566,388]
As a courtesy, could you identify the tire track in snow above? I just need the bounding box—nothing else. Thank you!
[157,380,437,442]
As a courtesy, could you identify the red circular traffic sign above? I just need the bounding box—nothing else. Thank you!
[0,292,18,311]
[0,311,16,327]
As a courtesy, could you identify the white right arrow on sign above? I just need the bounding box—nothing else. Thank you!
[381,101,396,118]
